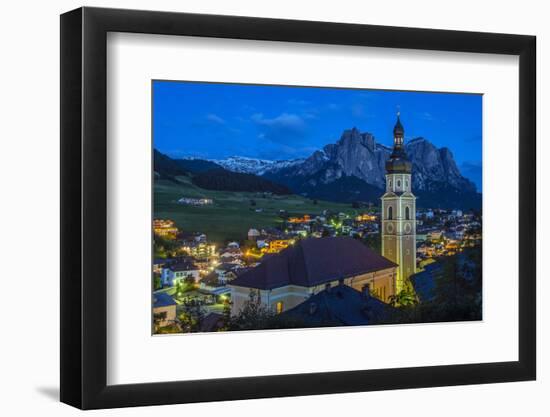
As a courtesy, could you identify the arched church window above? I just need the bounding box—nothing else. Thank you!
[388,206,393,220]
[397,180,401,188]
[389,180,392,188]
[405,206,410,220]
[405,180,409,189]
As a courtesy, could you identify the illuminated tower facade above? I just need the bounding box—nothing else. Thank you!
[381,113,416,293]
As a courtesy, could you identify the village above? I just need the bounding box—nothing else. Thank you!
[152,205,482,334]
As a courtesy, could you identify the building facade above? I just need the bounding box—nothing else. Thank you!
[153,292,177,330]
[381,113,417,293]
[230,267,397,315]
[161,259,201,287]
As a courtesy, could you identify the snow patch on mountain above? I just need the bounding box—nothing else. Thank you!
[207,156,305,175]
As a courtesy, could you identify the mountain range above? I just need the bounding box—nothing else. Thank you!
[157,127,481,210]
[153,149,292,195]
[262,128,480,209]
[203,155,304,175]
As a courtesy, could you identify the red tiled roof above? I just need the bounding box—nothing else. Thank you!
[230,237,396,290]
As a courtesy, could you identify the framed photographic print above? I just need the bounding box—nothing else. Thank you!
[60,6,536,410]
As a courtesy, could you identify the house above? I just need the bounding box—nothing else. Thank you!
[195,233,207,243]
[199,312,225,332]
[264,239,294,253]
[219,271,237,284]
[180,240,217,260]
[153,258,169,274]
[247,228,260,241]
[410,263,441,302]
[229,237,397,315]
[280,284,392,327]
[161,259,200,287]
[215,263,240,284]
[256,239,268,249]
[153,219,178,239]
[427,230,444,241]
[177,197,213,206]
[220,251,242,263]
[153,292,177,329]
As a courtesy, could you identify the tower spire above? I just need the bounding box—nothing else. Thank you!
[386,110,411,174]
[393,109,404,147]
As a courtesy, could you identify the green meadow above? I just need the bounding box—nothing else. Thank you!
[154,177,360,244]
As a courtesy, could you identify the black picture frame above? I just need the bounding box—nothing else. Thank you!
[60,6,536,410]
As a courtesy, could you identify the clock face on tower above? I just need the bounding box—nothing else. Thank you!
[404,223,412,234]
[386,223,394,233]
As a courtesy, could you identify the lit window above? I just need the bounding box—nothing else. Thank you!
[276,301,283,314]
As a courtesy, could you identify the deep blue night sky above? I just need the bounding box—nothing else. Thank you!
[153,81,482,191]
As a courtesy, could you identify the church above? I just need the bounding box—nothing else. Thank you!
[228,237,397,315]
[228,113,416,317]
[381,113,417,294]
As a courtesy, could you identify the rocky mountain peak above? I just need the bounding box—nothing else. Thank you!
[263,128,479,208]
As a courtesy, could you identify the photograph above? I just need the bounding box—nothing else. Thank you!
[151,81,483,334]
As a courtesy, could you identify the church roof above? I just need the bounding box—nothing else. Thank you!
[387,113,411,173]
[153,292,176,308]
[382,191,416,198]
[280,284,392,326]
[230,237,397,290]
[385,154,412,174]
[393,114,404,136]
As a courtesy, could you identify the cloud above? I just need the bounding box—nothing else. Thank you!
[287,98,310,106]
[410,111,436,122]
[205,113,225,124]
[303,112,318,120]
[350,104,375,119]
[354,91,378,100]
[251,113,308,144]
[252,113,305,128]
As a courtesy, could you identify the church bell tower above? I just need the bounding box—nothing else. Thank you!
[381,112,416,294]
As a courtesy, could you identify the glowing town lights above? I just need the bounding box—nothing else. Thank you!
[153,219,179,239]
